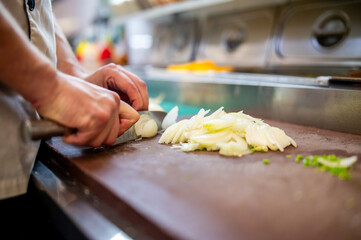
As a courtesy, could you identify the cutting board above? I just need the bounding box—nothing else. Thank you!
[42,119,361,240]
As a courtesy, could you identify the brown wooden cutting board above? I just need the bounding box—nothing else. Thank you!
[42,119,361,240]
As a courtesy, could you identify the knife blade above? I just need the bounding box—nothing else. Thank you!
[22,111,167,145]
[113,110,167,145]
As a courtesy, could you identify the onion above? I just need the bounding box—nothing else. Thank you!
[161,106,179,130]
[218,140,250,157]
[134,114,158,138]
[149,94,165,111]
[159,106,297,157]
[159,120,184,144]
[317,156,357,168]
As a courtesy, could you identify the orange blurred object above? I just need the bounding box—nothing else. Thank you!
[149,0,185,6]
[167,60,234,73]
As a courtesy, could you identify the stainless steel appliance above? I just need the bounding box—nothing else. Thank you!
[124,0,361,134]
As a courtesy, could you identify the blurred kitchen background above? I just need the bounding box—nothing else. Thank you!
[52,0,361,133]
[53,0,190,71]
[53,0,361,77]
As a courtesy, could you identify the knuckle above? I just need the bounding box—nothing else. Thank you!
[139,80,147,89]
[111,91,121,103]
[106,63,117,69]
[101,93,119,112]
[102,65,118,77]
[127,81,138,91]
[95,110,111,125]
[109,98,119,112]
[80,117,92,129]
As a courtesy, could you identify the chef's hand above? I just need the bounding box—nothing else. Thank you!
[84,63,149,111]
[35,72,140,147]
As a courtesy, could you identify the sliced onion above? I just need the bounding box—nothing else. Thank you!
[180,143,200,152]
[159,122,180,144]
[218,140,250,157]
[159,106,297,157]
[162,106,179,130]
[317,156,357,168]
[191,129,232,150]
[171,120,189,144]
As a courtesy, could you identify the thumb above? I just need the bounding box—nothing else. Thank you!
[118,101,140,136]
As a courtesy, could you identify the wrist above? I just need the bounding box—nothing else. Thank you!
[29,65,61,110]
[57,59,91,80]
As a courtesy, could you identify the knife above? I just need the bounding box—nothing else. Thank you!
[22,111,167,145]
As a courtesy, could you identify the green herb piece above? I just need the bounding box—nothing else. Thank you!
[286,154,292,158]
[295,154,303,163]
[295,154,357,180]
[263,159,270,165]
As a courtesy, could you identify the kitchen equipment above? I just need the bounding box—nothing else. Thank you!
[22,111,166,144]
[199,7,275,69]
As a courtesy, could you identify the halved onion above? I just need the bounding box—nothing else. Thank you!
[134,114,158,138]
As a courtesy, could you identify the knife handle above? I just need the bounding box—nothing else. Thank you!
[22,119,74,141]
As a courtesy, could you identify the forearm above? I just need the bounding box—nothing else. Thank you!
[0,3,58,108]
[54,19,89,79]
[0,3,140,147]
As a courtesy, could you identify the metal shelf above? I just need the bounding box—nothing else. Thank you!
[110,0,291,25]
[111,0,235,24]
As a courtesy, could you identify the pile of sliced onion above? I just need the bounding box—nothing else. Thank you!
[159,107,297,157]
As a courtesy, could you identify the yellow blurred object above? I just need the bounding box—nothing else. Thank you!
[75,41,88,58]
[167,60,234,73]
[75,41,101,71]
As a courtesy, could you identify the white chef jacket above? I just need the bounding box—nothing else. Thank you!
[0,0,57,199]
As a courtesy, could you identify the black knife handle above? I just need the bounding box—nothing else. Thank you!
[22,119,74,141]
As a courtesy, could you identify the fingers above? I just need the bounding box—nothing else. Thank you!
[103,114,120,145]
[118,69,149,111]
[118,100,140,136]
[53,68,144,148]
[84,63,149,110]
[63,96,139,147]
[63,110,118,147]
[63,89,122,147]
[104,64,149,111]
[110,70,145,111]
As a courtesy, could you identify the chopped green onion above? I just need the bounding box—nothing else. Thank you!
[263,159,270,165]
[286,154,292,158]
[295,154,357,180]
[295,154,303,163]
